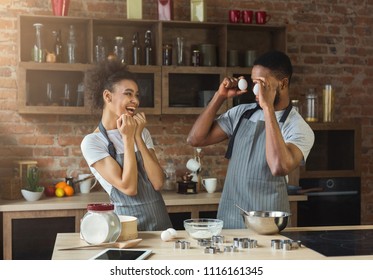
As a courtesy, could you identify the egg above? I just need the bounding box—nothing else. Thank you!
[161,230,172,241]
[166,228,177,237]
[253,83,260,95]
[238,78,248,90]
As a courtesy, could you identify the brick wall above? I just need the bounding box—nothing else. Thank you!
[0,0,372,223]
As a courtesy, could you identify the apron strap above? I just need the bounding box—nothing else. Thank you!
[225,102,293,159]
[98,121,117,160]
[225,104,261,159]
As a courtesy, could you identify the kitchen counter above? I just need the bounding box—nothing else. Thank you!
[51,225,373,260]
[1,191,306,260]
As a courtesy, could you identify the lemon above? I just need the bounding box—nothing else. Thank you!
[55,188,65,197]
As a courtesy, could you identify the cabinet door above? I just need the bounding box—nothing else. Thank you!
[18,63,92,115]
[161,66,226,114]
[127,65,162,115]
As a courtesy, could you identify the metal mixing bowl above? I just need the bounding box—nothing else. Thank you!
[242,211,291,235]
[184,218,223,240]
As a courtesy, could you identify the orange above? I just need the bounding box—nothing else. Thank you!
[55,181,68,189]
[63,185,74,196]
[55,188,65,197]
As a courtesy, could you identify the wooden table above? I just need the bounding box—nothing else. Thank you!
[52,225,373,260]
[0,191,306,259]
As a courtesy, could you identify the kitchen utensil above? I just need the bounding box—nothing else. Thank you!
[183,218,223,240]
[59,238,142,250]
[242,210,291,235]
[235,204,251,216]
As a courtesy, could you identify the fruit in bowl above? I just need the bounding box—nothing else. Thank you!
[183,218,223,240]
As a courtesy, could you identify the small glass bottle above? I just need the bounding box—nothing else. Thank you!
[132,32,141,65]
[32,23,44,62]
[67,25,77,63]
[305,88,319,122]
[113,36,126,63]
[144,30,153,65]
[162,44,172,65]
[53,30,63,63]
[80,203,121,245]
[95,36,106,63]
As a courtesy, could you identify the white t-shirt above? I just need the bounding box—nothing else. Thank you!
[80,128,155,194]
[217,103,315,162]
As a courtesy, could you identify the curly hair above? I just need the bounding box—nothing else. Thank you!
[253,50,293,85]
[84,59,138,110]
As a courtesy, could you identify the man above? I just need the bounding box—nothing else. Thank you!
[187,51,314,228]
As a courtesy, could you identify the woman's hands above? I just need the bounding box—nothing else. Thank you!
[116,112,146,140]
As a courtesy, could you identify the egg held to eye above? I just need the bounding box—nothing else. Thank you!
[238,79,248,90]
[253,83,260,95]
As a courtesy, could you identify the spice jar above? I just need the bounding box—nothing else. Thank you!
[304,88,318,122]
[80,203,121,245]
[192,49,200,66]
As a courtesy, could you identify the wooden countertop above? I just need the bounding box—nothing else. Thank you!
[52,225,373,260]
[0,191,307,212]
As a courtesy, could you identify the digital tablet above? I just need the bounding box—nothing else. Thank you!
[90,248,152,260]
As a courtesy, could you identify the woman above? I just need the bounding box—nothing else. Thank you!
[81,59,172,231]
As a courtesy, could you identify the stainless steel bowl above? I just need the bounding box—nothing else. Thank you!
[242,210,291,235]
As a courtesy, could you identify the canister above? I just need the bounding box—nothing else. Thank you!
[304,88,318,122]
[80,203,121,245]
[322,84,334,122]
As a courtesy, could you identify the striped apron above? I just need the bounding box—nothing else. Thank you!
[99,122,172,231]
[217,104,292,229]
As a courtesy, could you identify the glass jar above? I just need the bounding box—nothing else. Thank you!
[113,36,126,63]
[304,88,318,122]
[95,36,106,63]
[80,203,121,245]
[291,99,300,114]
[33,23,44,62]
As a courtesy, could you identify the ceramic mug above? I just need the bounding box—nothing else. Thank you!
[78,174,97,194]
[255,11,271,24]
[202,178,217,193]
[117,215,138,241]
[229,10,241,23]
[242,10,254,24]
[186,158,201,172]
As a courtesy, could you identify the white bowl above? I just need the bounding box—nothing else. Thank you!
[21,188,44,202]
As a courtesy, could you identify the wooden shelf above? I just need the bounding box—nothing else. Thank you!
[18,15,286,115]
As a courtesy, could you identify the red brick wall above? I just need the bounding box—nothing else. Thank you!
[0,0,372,224]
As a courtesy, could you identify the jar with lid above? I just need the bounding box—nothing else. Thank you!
[80,203,121,245]
[304,88,318,122]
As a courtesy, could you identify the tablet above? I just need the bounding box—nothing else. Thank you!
[90,248,152,260]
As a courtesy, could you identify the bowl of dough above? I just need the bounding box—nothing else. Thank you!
[183,218,223,240]
[242,210,291,235]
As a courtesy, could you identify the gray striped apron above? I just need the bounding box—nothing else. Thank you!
[99,122,172,231]
[217,104,292,229]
